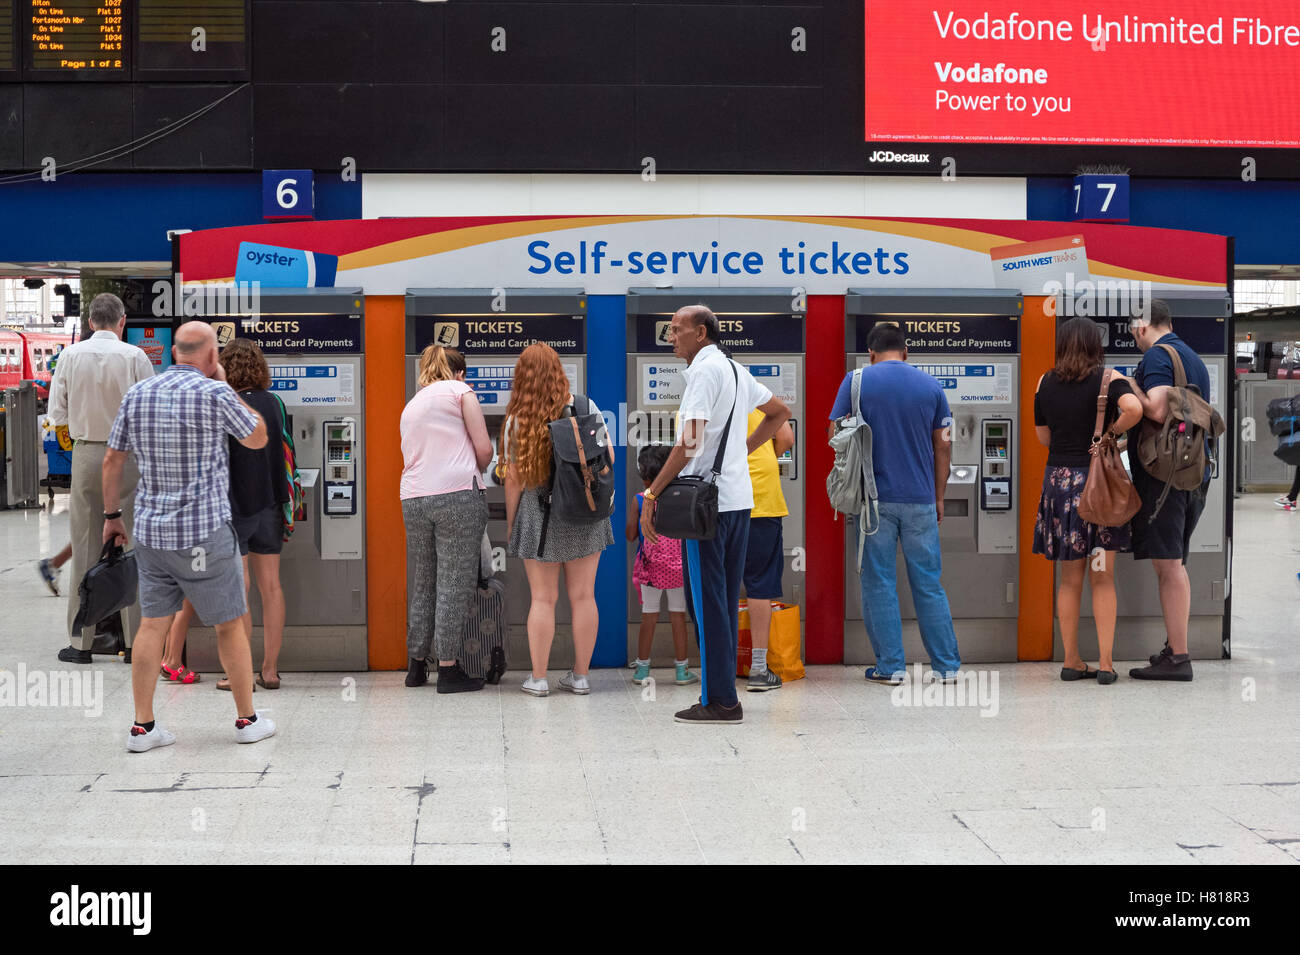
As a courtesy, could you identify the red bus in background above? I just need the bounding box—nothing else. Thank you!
[0,329,75,400]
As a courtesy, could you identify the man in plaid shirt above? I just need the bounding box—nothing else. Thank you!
[103,322,274,752]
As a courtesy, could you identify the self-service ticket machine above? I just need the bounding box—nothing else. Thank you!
[187,288,369,670]
[624,288,807,664]
[1062,291,1233,659]
[843,290,1024,663]
[405,289,588,671]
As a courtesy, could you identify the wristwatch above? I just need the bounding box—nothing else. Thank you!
[643,490,657,502]
[103,510,123,520]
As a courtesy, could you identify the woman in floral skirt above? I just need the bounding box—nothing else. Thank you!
[1032,318,1144,684]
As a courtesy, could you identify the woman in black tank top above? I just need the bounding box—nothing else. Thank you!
[1032,318,1143,684]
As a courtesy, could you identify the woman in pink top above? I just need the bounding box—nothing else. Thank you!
[400,346,493,692]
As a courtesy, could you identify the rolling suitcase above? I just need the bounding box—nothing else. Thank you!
[461,577,507,684]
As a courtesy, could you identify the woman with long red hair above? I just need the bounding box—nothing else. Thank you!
[501,343,614,696]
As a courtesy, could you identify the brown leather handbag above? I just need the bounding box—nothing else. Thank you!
[1077,369,1142,527]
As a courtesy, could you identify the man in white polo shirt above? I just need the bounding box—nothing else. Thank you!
[641,305,790,724]
[47,293,154,664]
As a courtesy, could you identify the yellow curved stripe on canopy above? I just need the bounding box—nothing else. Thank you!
[337,214,671,271]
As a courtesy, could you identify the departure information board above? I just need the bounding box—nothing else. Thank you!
[16,1,249,78]
[137,0,247,75]
[0,5,14,72]
[27,0,126,75]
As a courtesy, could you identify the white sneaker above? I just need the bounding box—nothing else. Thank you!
[521,676,549,697]
[127,724,176,753]
[559,670,590,695]
[234,710,276,744]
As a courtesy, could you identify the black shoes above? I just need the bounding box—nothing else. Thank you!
[1059,665,1097,681]
[1097,670,1118,685]
[674,701,744,724]
[1130,653,1193,681]
[484,647,506,686]
[405,657,429,688]
[436,662,486,694]
[57,646,92,664]
[1148,641,1173,666]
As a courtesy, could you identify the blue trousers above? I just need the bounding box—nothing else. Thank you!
[682,509,750,708]
[858,501,961,679]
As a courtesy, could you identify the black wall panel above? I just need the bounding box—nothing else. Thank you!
[442,84,635,171]
[253,2,444,84]
[132,84,253,168]
[635,5,820,87]
[637,85,822,172]
[445,3,635,85]
[253,83,442,170]
[23,84,135,172]
[0,85,21,169]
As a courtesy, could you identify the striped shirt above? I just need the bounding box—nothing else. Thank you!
[108,364,260,550]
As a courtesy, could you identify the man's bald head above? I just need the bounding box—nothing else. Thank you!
[173,321,219,374]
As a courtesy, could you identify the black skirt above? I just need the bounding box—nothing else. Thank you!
[1032,465,1132,560]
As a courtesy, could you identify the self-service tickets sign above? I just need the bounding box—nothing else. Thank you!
[865,0,1300,148]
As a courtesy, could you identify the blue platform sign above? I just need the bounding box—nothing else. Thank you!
[262,170,314,221]
[1072,174,1130,223]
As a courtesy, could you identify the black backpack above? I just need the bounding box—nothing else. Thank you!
[538,395,615,556]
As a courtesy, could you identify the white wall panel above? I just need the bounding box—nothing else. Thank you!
[363,174,1028,220]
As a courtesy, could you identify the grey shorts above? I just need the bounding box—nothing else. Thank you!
[136,523,247,626]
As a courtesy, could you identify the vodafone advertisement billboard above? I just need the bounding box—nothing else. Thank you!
[865,1,1300,148]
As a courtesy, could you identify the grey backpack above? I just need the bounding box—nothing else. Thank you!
[826,367,879,570]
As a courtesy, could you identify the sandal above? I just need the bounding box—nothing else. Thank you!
[216,675,255,692]
[160,664,201,685]
[256,672,281,690]
[1060,665,1099,682]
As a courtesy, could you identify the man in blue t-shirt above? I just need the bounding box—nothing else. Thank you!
[829,323,960,685]
[1124,299,1213,683]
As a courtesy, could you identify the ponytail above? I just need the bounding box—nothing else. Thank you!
[417,345,465,386]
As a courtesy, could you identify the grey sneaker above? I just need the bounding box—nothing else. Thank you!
[747,667,782,692]
[559,670,590,695]
[521,676,549,697]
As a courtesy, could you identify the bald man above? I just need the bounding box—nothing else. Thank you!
[103,322,272,751]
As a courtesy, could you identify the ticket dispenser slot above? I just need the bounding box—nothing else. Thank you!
[979,419,1013,511]
[323,420,357,516]
[405,288,588,672]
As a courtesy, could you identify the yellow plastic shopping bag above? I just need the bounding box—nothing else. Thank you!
[737,601,805,682]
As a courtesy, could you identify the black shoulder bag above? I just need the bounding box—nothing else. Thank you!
[652,361,739,541]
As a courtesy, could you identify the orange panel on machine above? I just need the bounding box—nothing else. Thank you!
[1017,295,1056,661]
[364,296,408,670]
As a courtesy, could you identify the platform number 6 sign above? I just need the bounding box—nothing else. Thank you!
[263,170,315,221]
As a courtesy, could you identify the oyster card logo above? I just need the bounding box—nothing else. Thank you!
[235,242,338,288]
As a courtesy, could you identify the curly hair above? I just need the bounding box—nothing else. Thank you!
[220,338,271,391]
[500,343,571,488]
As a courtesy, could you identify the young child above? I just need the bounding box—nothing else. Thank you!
[626,444,697,686]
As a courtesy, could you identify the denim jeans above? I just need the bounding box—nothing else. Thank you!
[858,502,961,678]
